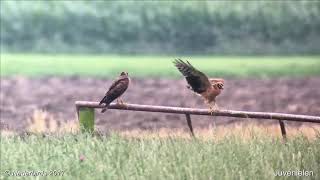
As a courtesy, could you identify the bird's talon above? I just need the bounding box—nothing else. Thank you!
[118,99,127,106]
[209,104,219,115]
[116,99,123,104]
[208,107,214,115]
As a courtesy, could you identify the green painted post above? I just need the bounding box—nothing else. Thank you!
[78,107,95,133]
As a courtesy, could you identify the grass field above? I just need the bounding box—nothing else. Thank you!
[1,133,319,179]
[1,54,319,77]
[1,53,320,179]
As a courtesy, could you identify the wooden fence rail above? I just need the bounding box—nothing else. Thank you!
[75,101,320,138]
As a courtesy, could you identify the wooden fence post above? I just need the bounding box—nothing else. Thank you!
[278,120,287,140]
[77,106,95,133]
[185,114,195,137]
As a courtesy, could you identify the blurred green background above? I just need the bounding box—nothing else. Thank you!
[1,0,319,77]
[1,0,320,55]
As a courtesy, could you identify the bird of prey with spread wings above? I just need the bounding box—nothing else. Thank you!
[173,59,224,113]
[99,72,130,113]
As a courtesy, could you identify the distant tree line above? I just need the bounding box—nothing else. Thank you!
[1,1,320,54]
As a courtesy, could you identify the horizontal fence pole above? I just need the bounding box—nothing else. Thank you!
[75,101,320,123]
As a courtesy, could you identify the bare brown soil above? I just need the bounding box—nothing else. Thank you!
[1,77,319,131]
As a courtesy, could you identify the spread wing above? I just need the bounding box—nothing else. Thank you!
[99,77,129,106]
[173,59,211,94]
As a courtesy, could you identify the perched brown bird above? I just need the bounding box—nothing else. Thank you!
[99,72,130,113]
[173,59,224,113]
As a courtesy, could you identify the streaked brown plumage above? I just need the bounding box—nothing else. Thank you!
[99,72,130,113]
[173,59,224,112]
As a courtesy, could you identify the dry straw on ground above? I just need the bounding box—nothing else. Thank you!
[27,110,79,133]
[2,110,317,141]
[119,124,320,141]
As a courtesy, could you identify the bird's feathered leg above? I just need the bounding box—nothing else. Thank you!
[212,101,219,111]
[204,100,212,115]
[117,98,127,106]
[99,96,111,113]
[101,105,107,113]
[207,101,219,115]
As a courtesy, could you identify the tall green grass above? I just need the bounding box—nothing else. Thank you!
[1,133,319,179]
[1,54,319,78]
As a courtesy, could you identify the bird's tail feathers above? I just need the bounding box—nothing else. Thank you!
[99,95,114,105]
[99,96,113,113]
[99,96,107,105]
[101,107,107,113]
